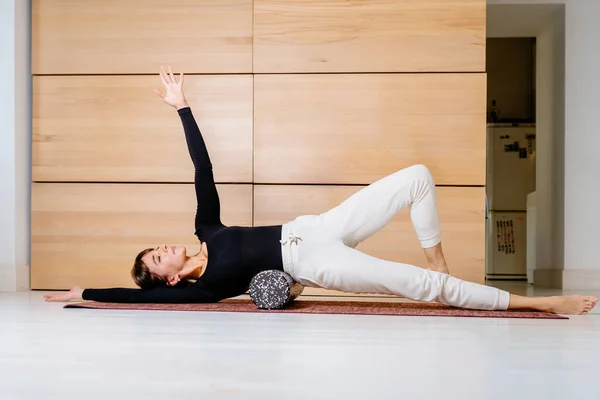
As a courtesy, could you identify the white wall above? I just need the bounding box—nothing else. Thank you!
[561,0,600,289]
[535,6,565,276]
[489,0,600,289]
[0,0,31,291]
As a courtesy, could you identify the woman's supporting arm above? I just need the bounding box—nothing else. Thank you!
[44,285,219,304]
[81,285,218,303]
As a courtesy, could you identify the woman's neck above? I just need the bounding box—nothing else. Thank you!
[182,242,208,279]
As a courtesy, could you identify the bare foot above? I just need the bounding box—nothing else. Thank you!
[546,295,598,315]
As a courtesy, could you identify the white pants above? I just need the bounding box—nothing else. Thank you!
[280,164,510,311]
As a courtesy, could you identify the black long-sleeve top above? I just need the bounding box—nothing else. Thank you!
[82,107,284,303]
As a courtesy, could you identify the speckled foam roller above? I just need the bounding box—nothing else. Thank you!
[249,270,304,310]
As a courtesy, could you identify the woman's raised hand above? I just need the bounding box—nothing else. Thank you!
[155,66,188,110]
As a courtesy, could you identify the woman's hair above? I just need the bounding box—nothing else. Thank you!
[131,248,165,289]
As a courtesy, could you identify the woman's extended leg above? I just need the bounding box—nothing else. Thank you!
[318,164,449,273]
[294,242,597,314]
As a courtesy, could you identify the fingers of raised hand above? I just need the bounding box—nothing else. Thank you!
[159,66,185,89]
[160,66,180,85]
[159,66,170,86]
[167,66,176,82]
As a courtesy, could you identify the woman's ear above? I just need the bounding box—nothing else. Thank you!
[166,275,180,287]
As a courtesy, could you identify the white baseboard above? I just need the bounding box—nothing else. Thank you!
[16,264,30,291]
[0,268,16,291]
[0,264,29,292]
[562,269,600,290]
[534,269,563,289]
[535,269,600,290]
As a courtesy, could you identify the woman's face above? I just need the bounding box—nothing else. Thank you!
[142,245,187,282]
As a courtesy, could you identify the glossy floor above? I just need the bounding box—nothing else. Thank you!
[1,283,599,400]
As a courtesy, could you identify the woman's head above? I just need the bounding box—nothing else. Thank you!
[131,245,187,289]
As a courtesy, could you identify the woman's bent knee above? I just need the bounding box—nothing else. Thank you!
[407,164,433,181]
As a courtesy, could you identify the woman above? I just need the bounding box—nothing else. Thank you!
[45,67,597,315]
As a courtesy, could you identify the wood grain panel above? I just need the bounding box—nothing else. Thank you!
[31,183,252,290]
[32,0,252,74]
[254,74,486,185]
[254,185,485,296]
[33,75,252,183]
[254,0,485,73]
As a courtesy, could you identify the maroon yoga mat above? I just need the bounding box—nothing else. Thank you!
[64,299,568,319]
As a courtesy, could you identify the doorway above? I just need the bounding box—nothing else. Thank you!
[485,4,565,286]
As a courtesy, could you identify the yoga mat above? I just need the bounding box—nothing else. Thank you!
[64,299,568,319]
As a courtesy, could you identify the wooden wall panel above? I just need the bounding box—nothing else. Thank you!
[254,0,485,73]
[33,75,253,183]
[254,185,485,297]
[31,183,252,290]
[32,0,253,74]
[31,0,488,299]
[254,74,486,185]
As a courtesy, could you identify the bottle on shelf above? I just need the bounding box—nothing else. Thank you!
[489,100,500,122]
